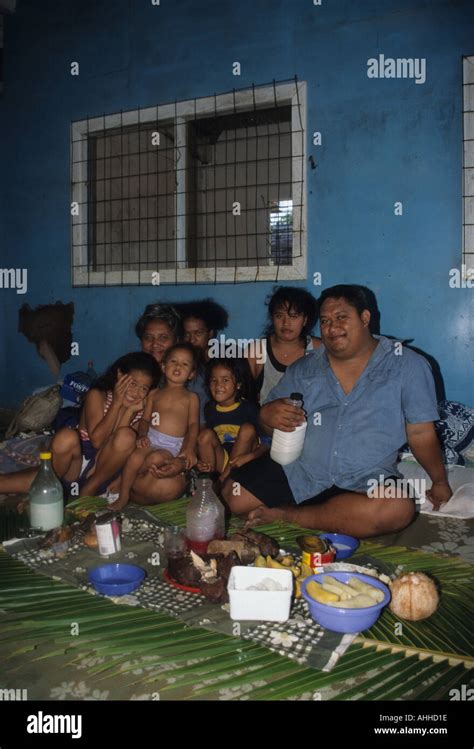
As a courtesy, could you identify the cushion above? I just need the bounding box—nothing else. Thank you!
[435,400,474,465]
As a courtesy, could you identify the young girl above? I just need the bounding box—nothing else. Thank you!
[0,352,161,499]
[197,357,268,482]
[110,343,200,510]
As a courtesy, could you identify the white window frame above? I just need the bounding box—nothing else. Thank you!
[71,80,307,286]
[463,56,474,275]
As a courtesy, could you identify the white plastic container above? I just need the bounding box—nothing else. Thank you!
[227,566,293,622]
[270,422,307,466]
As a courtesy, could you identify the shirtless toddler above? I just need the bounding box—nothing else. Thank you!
[110,344,200,510]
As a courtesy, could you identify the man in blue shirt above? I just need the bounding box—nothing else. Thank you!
[222,285,452,537]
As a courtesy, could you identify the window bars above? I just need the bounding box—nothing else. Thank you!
[71,78,307,286]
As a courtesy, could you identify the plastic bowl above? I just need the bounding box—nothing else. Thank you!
[319,533,360,560]
[88,563,146,596]
[302,572,390,633]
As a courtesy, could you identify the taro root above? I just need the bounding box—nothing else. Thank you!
[167,554,201,587]
[389,571,440,621]
[215,550,240,582]
[236,529,280,558]
[207,538,258,564]
[200,577,228,604]
[39,526,72,548]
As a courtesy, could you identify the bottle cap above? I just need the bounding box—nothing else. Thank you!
[289,392,303,403]
[40,452,52,460]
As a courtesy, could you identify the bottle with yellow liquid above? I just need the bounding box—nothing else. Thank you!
[29,452,64,531]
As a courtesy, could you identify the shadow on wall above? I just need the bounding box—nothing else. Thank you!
[356,286,445,403]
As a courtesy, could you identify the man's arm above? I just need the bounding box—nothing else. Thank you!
[405,421,452,510]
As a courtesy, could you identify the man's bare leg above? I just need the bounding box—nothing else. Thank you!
[221,480,415,538]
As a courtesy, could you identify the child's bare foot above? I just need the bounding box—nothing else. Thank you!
[107,476,121,494]
[109,495,129,512]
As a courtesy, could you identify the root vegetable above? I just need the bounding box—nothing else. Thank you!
[326,594,375,608]
[323,576,360,598]
[306,580,339,604]
[348,576,384,602]
[322,582,352,600]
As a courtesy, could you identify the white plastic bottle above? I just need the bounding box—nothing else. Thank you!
[185,476,225,555]
[270,392,307,466]
[29,452,64,531]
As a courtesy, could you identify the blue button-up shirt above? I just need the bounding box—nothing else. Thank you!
[264,336,439,504]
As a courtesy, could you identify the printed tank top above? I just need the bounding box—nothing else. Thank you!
[79,390,143,442]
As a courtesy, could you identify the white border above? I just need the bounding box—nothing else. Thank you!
[71,81,307,286]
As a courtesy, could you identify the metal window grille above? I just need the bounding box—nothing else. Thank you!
[71,78,307,286]
[463,56,474,273]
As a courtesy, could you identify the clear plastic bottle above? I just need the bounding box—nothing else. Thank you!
[185,476,225,555]
[29,452,64,531]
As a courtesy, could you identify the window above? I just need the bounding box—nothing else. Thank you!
[71,79,307,286]
[463,56,474,273]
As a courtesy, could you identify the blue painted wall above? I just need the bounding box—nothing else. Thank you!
[0,0,473,407]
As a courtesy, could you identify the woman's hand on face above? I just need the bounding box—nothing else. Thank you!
[127,398,145,415]
[113,372,132,406]
[260,398,305,433]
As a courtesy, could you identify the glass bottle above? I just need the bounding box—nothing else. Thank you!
[29,452,64,531]
[185,476,225,555]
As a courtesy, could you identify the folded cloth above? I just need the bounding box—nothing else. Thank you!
[398,460,474,518]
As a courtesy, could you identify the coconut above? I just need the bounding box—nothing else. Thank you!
[389,571,439,621]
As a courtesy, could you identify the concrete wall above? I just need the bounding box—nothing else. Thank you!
[0,0,472,406]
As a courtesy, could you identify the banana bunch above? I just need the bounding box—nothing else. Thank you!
[254,554,313,598]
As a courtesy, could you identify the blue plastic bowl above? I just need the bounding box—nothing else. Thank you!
[88,564,146,596]
[320,533,359,560]
[302,572,390,633]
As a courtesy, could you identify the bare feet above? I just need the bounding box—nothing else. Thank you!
[245,505,287,528]
[108,496,129,512]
